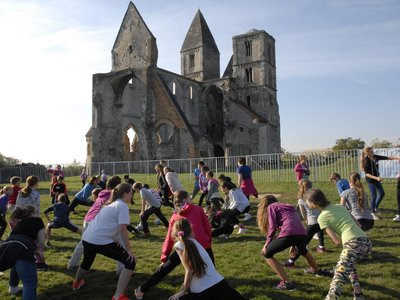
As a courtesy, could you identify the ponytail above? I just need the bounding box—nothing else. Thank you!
[20,176,39,198]
[350,172,366,211]
[173,218,206,277]
[257,195,278,233]
[297,179,312,199]
[108,183,132,204]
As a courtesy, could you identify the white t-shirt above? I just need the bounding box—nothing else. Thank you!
[141,188,161,208]
[228,189,250,212]
[174,238,224,293]
[165,172,184,193]
[83,199,130,245]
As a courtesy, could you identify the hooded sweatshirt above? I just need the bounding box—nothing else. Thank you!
[84,190,111,222]
[161,203,212,263]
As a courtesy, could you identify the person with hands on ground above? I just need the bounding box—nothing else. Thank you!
[168,218,247,300]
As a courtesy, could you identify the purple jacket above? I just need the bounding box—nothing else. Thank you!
[266,202,306,246]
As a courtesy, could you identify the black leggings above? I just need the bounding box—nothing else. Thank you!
[81,240,135,271]
[0,216,7,240]
[141,206,169,233]
[141,248,214,292]
[69,197,94,212]
[358,218,374,231]
[211,223,234,237]
[198,192,208,207]
[291,224,323,263]
[180,279,247,300]
[224,206,250,225]
[264,235,308,259]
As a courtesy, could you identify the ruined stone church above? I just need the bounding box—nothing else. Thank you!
[86,2,280,165]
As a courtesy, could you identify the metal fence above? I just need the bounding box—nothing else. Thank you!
[89,148,400,183]
[1,148,399,184]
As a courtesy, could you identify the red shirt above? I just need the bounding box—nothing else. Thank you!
[8,185,22,205]
[161,204,212,263]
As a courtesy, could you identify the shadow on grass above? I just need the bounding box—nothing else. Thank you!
[362,282,400,300]
[37,270,153,300]
[369,238,400,248]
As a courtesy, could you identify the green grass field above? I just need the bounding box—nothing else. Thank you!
[1,176,399,300]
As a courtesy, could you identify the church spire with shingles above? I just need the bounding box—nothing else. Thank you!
[180,10,220,81]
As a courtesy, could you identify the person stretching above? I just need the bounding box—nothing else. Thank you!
[134,190,213,300]
[72,183,136,300]
[257,195,329,291]
[133,182,169,238]
[168,218,247,300]
[284,179,326,269]
[305,189,372,300]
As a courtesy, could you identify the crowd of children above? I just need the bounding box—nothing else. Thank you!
[0,149,399,300]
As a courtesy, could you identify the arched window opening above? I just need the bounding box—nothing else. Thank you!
[172,82,176,95]
[127,127,138,152]
[189,86,193,100]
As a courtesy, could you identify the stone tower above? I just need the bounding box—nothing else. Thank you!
[180,10,220,81]
[86,2,281,168]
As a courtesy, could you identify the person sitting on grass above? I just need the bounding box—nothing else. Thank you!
[44,194,82,248]
[305,189,372,300]
[168,218,247,300]
[133,182,169,238]
[257,195,330,292]
[72,183,136,300]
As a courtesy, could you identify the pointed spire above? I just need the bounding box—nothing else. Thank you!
[181,10,219,54]
[112,1,158,70]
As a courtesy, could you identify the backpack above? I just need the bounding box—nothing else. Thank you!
[0,234,36,271]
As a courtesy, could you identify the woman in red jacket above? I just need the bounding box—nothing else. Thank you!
[134,190,213,300]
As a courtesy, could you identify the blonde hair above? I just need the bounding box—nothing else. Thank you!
[20,176,39,198]
[257,195,278,233]
[0,185,12,195]
[349,172,366,211]
[360,146,373,171]
[297,179,312,199]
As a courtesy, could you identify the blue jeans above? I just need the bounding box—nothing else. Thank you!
[367,181,385,212]
[9,259,37,300]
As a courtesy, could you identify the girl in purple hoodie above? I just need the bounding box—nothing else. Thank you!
[257,195,328,291]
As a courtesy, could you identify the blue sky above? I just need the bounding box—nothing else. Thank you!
[1,0,399,164]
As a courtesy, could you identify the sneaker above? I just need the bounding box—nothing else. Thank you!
[218,234,229,240]
[9,285,23,296]
[233,224,239,229]
[283,260,295,268]
[45,241,52,248]
[112,294,130,300]
[72,278,86,290]
[140,232,150,238]
[315,268,333,277]
[135,223,143,232]
[312,233,319,240]
[393,215,400,222]
[371,213,380,220]
[354,292,365,300]
[237,227,247,234]
[275,280,297,291]
[127,224,139,234]
[316,246,327,253]
[36,262,50,271]
[134,287,144,300]
[242,213,252,221]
